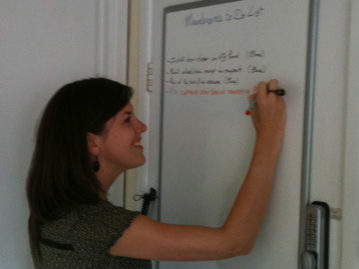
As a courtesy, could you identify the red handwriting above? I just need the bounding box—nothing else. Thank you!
[211,90,226,95]
[227,89,250,95]
[181,90,198,96]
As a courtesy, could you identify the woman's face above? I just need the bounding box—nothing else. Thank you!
[97,103,147,172]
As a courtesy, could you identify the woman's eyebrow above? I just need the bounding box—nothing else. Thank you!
[121,111,133,118]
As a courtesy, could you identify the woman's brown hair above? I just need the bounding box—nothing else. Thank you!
[26,78,133,263]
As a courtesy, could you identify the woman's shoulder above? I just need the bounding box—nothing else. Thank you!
[75,200,139,220]
[42,200,138,231]
[39,203,151,268]
[72,200,140,236]
[41,200,140,246]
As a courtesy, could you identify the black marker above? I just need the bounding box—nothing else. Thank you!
[267,89,286,96]
[245,89,286,115]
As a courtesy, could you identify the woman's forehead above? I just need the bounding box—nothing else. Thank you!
[116,103,133,118]
[121,103,133,113]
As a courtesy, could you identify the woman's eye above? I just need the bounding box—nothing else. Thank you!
[125,117,131,123]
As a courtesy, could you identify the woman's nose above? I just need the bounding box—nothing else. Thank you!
[135,118,147,133]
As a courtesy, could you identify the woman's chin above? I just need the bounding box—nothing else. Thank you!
[133,155,146,168]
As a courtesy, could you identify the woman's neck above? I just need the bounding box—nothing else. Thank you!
[96,167,125,200]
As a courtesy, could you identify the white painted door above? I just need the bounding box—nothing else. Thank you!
[138,0,358,268]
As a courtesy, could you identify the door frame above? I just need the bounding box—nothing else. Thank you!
[341,0,359,267]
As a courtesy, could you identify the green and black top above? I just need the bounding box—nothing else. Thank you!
[35,200,151,269]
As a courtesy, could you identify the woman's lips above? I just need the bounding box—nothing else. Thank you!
[133,141,143,149]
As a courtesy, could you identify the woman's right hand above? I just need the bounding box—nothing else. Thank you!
[248,79,287,146]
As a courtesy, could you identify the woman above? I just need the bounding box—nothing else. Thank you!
[27,77,286,268]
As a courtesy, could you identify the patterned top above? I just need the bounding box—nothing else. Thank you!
[35,200,151,269]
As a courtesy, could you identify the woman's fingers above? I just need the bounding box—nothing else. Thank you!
[249,79,286,140]
[267,79,279,91]
[256,82,267,101]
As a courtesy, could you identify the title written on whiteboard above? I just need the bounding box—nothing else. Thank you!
[185,6,264,26]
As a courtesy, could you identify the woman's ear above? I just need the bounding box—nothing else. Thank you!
[87,132,102,156]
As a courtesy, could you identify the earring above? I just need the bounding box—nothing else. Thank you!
[93,157,100,172]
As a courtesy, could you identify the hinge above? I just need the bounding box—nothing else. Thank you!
[146,62,153,92]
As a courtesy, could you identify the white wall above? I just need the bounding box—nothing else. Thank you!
[0,0,128,267]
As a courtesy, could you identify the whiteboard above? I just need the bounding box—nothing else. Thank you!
[159,0,315,268]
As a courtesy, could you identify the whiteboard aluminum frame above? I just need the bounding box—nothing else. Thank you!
[158,1,320,268]
[298,0,320,267]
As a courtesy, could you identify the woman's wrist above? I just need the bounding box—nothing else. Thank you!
[255,134,283,156]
